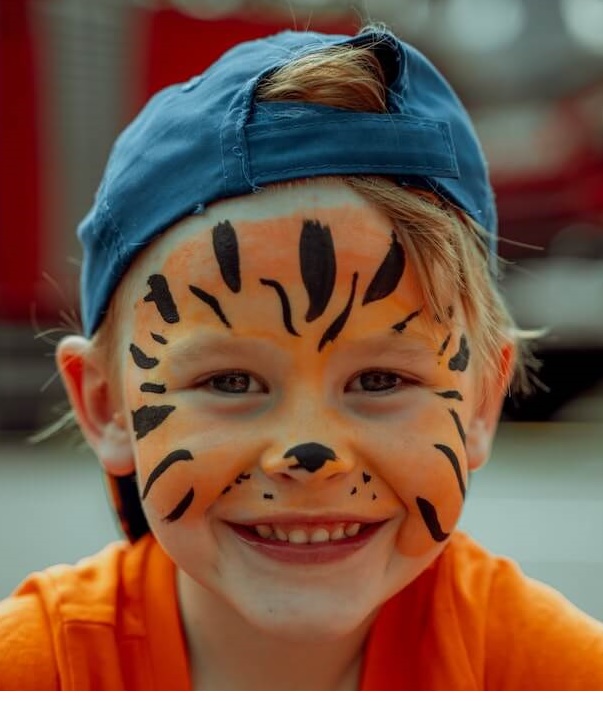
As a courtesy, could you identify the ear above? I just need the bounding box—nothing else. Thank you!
[465,340,515,472]
[56,335,135,477]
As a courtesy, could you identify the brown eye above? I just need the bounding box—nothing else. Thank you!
[209,373,254,393]
[358,371,402,392]
[346,370,414,394]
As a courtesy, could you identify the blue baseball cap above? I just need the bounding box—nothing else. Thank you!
[78,27,497,337]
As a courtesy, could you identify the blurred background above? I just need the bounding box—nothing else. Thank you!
[1,0,602,619]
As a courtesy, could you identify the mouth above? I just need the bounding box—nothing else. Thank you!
[226,519,387,564]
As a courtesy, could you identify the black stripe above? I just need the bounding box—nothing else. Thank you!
[416,497,450,542]
[259,278,300,337]
[438,333,452,356]
[143,274,180,323]
[164,487,195,522]
[140,382,166,394]
[434,443,466,499]
[300,220,336,322]
[434,306,454,324]
[318,272,358,352]
[131,404,175,440]
[189,285,231,328]
[362,232,405,305]
[129,343,159,370]
[435,390,463,401]
[151,332,168,345]
[392,308,421,333]
[212,220,241,293]
[448,334,470,371]
[448,409,467,446]
[142,449,193,499]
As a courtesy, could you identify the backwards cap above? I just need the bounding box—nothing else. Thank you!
[79,27,496,339]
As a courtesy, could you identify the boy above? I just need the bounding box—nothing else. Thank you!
[1,27,602,690]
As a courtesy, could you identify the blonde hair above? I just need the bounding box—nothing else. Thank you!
[254,43,532,396]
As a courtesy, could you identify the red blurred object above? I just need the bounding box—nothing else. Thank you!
[491,88,603,259]
[0,0,43,322]
[132,6,360,115]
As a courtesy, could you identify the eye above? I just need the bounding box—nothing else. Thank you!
[202,371,265,394]
[346,370,411,394]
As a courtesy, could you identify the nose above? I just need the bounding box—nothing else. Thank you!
[261,441,355,483]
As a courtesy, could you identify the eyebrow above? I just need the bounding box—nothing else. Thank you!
[166,333,272,365]
[333,330,439,364]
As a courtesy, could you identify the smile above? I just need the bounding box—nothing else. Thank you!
[253,522,363,543]
[226,519,387,564]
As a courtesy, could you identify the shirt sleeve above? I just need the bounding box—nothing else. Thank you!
[0,593,59,690]
[485,557,603,690]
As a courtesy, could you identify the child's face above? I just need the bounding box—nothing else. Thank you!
[115,181,487,637]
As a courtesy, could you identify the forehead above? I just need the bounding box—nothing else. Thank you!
[122,180,438,347]
[131,180,422,295]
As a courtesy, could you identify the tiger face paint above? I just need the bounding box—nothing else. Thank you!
[116,181,489,635]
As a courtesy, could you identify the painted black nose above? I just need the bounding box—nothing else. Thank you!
[283,443,337,473]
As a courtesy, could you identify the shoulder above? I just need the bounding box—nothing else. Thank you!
[0,536,156,690]
[442,532,603,690]
[0,589,58,690]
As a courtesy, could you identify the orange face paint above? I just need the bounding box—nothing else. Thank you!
[121,182,477,579]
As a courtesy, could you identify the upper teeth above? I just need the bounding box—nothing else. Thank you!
[254,522,362,543]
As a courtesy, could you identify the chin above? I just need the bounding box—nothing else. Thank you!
[218,575,384,642]
[236,592,377,642]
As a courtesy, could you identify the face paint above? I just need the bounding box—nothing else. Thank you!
[117,181,482,634]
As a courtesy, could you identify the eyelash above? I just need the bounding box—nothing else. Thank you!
[345,369,417,394]
[197,369,416,396]
[197,370,266,395]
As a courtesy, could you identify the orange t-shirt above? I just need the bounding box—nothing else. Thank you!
[1,531,602,690]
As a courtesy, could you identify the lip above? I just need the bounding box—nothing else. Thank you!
[226,519,387,565]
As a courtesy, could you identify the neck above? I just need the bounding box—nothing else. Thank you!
[177,569,373,691]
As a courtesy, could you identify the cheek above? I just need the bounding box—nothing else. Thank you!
[361,400,469,558]
[126,389,265,526]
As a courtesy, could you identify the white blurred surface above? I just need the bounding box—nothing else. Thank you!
[0,422,601,621]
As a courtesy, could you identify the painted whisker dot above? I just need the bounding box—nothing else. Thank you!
[350,486,358,495]
[222,486,232,495]
[372,493,377,501]
[263,493,274,500]
[362,472,372,484]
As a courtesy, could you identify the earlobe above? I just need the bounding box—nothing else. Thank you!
[56,335,135,477]
[465,341,515,472]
